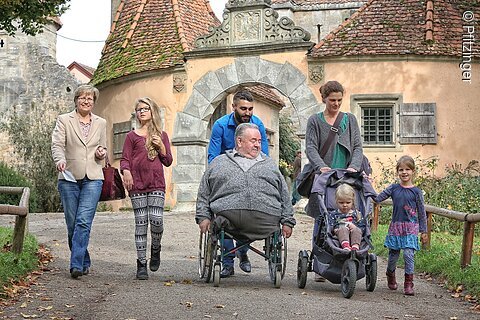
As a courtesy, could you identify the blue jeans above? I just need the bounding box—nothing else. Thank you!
[223,239,248,267]
[58,178,103,271]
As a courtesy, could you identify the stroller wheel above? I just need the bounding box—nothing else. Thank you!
[341,259,357,298]
[274,269,282,288]
[297,251,308,289]
[366,254,377,292]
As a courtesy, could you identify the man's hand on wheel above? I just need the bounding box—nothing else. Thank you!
[199,219,211,234]
[282,225,292,238]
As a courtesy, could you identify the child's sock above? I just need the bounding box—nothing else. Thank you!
[341,241,351,250]
[351,244,359,251]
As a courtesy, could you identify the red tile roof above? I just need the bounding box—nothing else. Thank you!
[272,0,361,5]
[311,0,480,58]
[92,0,219,85]
[247,85,285,108]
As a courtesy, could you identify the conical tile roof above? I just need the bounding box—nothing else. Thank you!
[92,0,219,85]
[310,0,480,58]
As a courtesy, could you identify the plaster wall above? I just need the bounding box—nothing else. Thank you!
[69,69,91,84]
[94,74,178,208]
[321,59,480,177]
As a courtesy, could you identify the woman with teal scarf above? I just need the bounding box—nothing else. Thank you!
[304,80,364,280]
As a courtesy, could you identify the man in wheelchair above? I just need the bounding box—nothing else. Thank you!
[196,123,296,278]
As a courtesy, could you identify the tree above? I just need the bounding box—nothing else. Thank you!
[278,113,300,165]
[0,0,70,36]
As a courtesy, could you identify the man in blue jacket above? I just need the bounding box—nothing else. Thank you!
[207,90,269,278]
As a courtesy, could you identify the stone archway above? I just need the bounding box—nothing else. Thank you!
[171,56,320,211]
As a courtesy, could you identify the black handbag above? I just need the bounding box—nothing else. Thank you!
[100,156,126,201]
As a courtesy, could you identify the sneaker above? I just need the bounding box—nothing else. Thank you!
[70,268,82,279]
[220,265,234,278]
[82,267,90,275]
[238,254,251,273]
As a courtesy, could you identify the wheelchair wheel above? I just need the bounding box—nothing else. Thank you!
[267,231,284,285]
[366,253,377,292]
[274,269,282,288]
[341,259,357,299]
[198,232,215,283]
[213,263,221,287]
[297,251,308,289]
[281,236,287,279]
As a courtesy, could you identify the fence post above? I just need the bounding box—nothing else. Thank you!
[423,211,432,250]
[12,215,27,254]
[460,221,475,268]
[372,203,379,231]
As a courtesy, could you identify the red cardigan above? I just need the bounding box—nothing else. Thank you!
[120,131,173,195]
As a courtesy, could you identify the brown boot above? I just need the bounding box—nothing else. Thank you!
[386,270,398,290]
[404,273,414,296]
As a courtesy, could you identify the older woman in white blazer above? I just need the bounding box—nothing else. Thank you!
[51,84,107,279]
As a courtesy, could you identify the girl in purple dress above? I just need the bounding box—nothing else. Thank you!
[121,97,173,280]
[375,155,427,296]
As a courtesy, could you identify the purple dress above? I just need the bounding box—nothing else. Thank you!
[375,184,427,251]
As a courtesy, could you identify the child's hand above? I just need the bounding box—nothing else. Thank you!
[420,233,428,245]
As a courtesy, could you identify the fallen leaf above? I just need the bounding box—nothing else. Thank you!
[20,302,28,308]
[164,282,173,287]
[20,313,39,319]
[301,292,307,295]
[64,304,75,308]
[37,306,53,311]
[181,279,192,284]
[214,304,225,308]
[204,315,212,318]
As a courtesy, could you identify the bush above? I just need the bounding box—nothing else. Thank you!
[374,157,480,236]
[1,101,70,212]
[0,162,37,212]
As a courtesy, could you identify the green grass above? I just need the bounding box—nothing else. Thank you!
[0,226,39,292]
[372,225,480,297]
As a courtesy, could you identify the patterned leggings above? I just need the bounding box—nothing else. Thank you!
[130,191,165,264]
[387,248,415,275]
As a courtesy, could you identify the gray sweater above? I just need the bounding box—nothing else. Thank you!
[305,112,363,172]
[195,150,295,228]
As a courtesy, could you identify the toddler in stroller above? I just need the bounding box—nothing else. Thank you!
[297,169,377,298]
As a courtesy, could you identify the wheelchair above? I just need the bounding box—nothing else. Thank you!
[198,217,287,288]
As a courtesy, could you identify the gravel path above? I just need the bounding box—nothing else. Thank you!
[0,211,478,320]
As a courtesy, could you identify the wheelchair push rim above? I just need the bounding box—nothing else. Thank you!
[198,232,215,283]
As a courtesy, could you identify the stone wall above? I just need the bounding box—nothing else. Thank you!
[0,23,78,165]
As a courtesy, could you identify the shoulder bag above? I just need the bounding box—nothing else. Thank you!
[100,155,126,202]
[296,112,344,197]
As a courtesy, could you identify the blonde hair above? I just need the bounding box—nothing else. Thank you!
[335,183,355,205]
[135,97,164,160]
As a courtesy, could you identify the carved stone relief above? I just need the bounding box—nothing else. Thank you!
[173,72,187,93]
[309,64,324,84]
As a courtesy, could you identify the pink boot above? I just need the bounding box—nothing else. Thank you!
[404,274,414,296]
[386,270,398,290]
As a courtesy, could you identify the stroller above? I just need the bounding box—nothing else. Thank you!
[297,169,377,298]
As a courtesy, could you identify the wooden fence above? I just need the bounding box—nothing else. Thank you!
[0,186,30,254]
[373,199,480,268]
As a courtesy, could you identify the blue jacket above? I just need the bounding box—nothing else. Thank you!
[207,113,269,163]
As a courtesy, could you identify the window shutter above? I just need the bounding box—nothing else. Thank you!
[113,121,132,159]
[399,103,436,144]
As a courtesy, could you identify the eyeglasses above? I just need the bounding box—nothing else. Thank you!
[78,97,94,103]
[136,107,151,113]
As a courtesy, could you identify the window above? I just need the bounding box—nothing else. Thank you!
[351,94,437,147]
[112,121,132,160]
[351,94,401,147]
[362,106,393,145]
